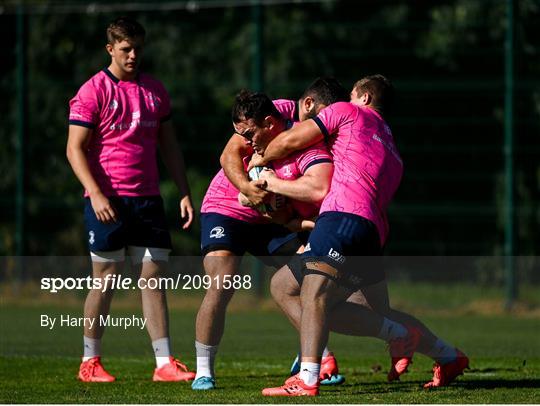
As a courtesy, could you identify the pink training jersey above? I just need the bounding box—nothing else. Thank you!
[201,157,264,223]
[201,99,331,222]
[69,68,171,197]
[271,142,332,220]
[313,101,403,245]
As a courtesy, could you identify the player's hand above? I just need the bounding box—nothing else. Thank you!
[247,152,266,171]
[241,180,269,206]
[258,168,276,181]
[238,192,256,207]
[300,219,315,231]
[179,195,194,229]
[258,168,276,191]
[89,191,117,224]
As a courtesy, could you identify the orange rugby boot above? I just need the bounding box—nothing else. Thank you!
[424,349,469,388]
[153,356,196,382]
[262,374,319,396]
[387,326,422,382]
[78,357,116,382]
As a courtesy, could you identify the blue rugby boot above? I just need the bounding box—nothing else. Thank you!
[192,376,216,390]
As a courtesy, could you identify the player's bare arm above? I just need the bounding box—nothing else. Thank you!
[249,119,324,168]
[259,162,333,204]
[220,134,269,206]
[66,125,117,224]
[158,120,194,229]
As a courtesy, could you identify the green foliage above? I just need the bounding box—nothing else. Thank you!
[0,0,538,263]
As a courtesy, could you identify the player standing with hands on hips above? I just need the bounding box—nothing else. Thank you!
[67,17,195,383]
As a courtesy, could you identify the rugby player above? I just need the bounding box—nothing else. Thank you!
[192,84,347,390]
[252,75,469,396]
[67,17,195,383]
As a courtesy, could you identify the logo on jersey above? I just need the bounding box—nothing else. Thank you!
[282,165,293,178]
[328,248,346,264]
[303,243,311,252]
[209,226,226,239]
[88,231,95,245]
[108,99,118,110]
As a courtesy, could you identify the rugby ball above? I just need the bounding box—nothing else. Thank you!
[247,166,286,213]
[247,166,268,182]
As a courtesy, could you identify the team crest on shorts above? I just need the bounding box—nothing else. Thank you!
[88,231,95,245]
[210,226,226,239]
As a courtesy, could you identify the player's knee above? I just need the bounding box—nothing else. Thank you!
[271,268,300,301]
[204,281,235,305]
[90,264,120,281]
[300,286,330,310]
[365,297,391,315]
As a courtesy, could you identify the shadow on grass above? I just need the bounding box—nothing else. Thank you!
[319,378,540,395]
[458,378,540,390]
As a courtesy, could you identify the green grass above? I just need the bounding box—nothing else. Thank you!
[1,291,540,403]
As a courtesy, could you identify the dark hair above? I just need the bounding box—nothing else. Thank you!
[353,74,394,114]
[301,76,349,106]
[107,17,146,44]
[231,90,281,125]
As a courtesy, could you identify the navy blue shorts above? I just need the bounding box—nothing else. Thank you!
[200,213,305,268]
[291,211,384,290]
[84,196,172,252]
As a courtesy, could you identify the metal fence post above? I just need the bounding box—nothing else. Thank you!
[15,3,28,291]
[504,0,517,309]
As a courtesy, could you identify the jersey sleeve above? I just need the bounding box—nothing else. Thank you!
[68,81,100,129]
[272,99,297,121]
[296,141,333,175]
[312,101,352,143]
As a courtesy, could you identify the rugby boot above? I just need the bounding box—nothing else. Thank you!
[192,376,216,390]
[153,356,196,381]
[290,353,300,375]
[78,357,116,382]
[290,352,345,385]
[387,326,422,381]
[320,352,345,385]
[262,374,319,396]
[424,349,469,388]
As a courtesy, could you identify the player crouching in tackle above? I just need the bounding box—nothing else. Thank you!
[221,78,357,386]
[192,85,347,390]
[67,17,195,383]
[251,75,469,396]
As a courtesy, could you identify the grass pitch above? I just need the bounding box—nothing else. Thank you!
[1,286,539,403]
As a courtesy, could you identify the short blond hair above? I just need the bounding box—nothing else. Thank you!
[106,17,145,44]
[353,74,394,114]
